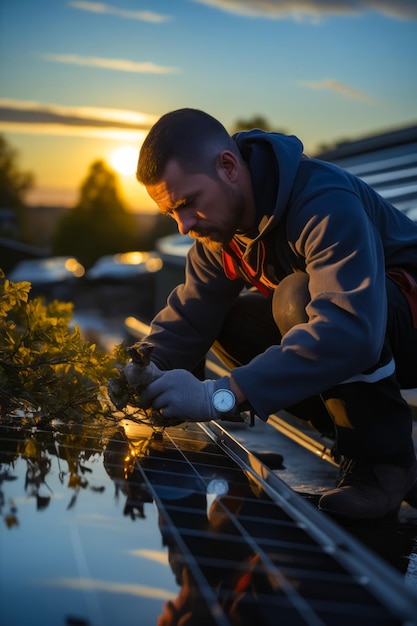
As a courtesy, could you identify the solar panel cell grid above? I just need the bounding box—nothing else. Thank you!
[1,418,416,625]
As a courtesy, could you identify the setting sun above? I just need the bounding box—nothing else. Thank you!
[110,146,139,176]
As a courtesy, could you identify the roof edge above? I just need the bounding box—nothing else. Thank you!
[314,124,417,160]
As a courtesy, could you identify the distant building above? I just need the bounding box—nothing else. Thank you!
[0,208,20,239]
[0,236,46,274]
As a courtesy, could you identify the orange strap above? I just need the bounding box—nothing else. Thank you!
[234,554,261,592]
[222,240,271,297]
[387,267,417,328]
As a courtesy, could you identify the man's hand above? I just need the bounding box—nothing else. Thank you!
[139,369,220,422]
[122,360,162,390]
[108,360,163,410]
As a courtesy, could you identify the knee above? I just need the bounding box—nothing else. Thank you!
[272,272,310,335]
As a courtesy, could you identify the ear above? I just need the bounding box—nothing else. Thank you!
[216,150,239,182]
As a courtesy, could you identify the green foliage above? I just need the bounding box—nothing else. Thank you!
[0,268,128,423]
[51,160,138,268]
[0,134,34,240]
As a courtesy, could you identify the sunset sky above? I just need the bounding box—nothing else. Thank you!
[1,0,416,212]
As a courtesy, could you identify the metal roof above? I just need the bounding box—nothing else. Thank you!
[315,125,417,222]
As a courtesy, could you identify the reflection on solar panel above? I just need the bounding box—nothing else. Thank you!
[119,419,417,625]
[1,417,416,625]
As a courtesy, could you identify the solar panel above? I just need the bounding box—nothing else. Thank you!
[121,419,417,624]
[1,417,416,625]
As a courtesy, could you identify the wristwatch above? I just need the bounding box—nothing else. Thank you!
[212,388,237,417]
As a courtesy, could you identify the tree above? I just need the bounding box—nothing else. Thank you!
[232,115,272,133]
[150,212,178,242]
[231,115,288,135]
[52,160,138,268]
[0,134,34,239]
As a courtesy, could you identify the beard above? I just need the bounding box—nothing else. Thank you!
[191,182,245,253]
[194,235,227,254]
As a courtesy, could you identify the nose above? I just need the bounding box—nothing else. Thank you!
[173,209,198,235]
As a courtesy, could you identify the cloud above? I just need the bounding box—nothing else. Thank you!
[69,1,172,23]
[41,53,179,74]
[0,99,156,129]
[299,79,377,103]
[189,0,417,21]
[0,99,157,140]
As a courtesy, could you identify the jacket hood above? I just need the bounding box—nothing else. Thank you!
[233,129,304,236]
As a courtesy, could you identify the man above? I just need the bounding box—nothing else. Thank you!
[119,108,417,519]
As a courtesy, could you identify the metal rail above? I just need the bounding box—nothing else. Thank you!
[202,420,417,622]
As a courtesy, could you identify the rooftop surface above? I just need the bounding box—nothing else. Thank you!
[2,124,417,625]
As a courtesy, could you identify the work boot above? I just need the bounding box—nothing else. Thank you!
[318,458,417,519]
[404,477,417,508]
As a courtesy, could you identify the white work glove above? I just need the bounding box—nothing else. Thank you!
[122,360,162,390]
[107,360,163,411]
[108,341,164,411]
[139,369,228,422]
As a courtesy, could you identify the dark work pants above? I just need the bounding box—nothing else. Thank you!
[211,274,417,467]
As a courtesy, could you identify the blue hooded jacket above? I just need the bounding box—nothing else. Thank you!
[143,130,417,421]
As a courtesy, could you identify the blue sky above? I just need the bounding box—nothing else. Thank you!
[1,0,416,211]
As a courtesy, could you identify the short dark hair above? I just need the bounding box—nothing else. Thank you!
[136,108,239,185]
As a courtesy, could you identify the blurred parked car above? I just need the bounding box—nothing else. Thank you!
[86,251,162,280]
[8,256,85,300]
[84,251,163,321]
[156,233,193,260]
[153,234,193,312]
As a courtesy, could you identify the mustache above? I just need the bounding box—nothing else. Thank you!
[189,229,211,239]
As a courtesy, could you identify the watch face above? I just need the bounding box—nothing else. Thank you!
[212,389,235,413]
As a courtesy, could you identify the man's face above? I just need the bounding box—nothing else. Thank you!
[145,157,245,253]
